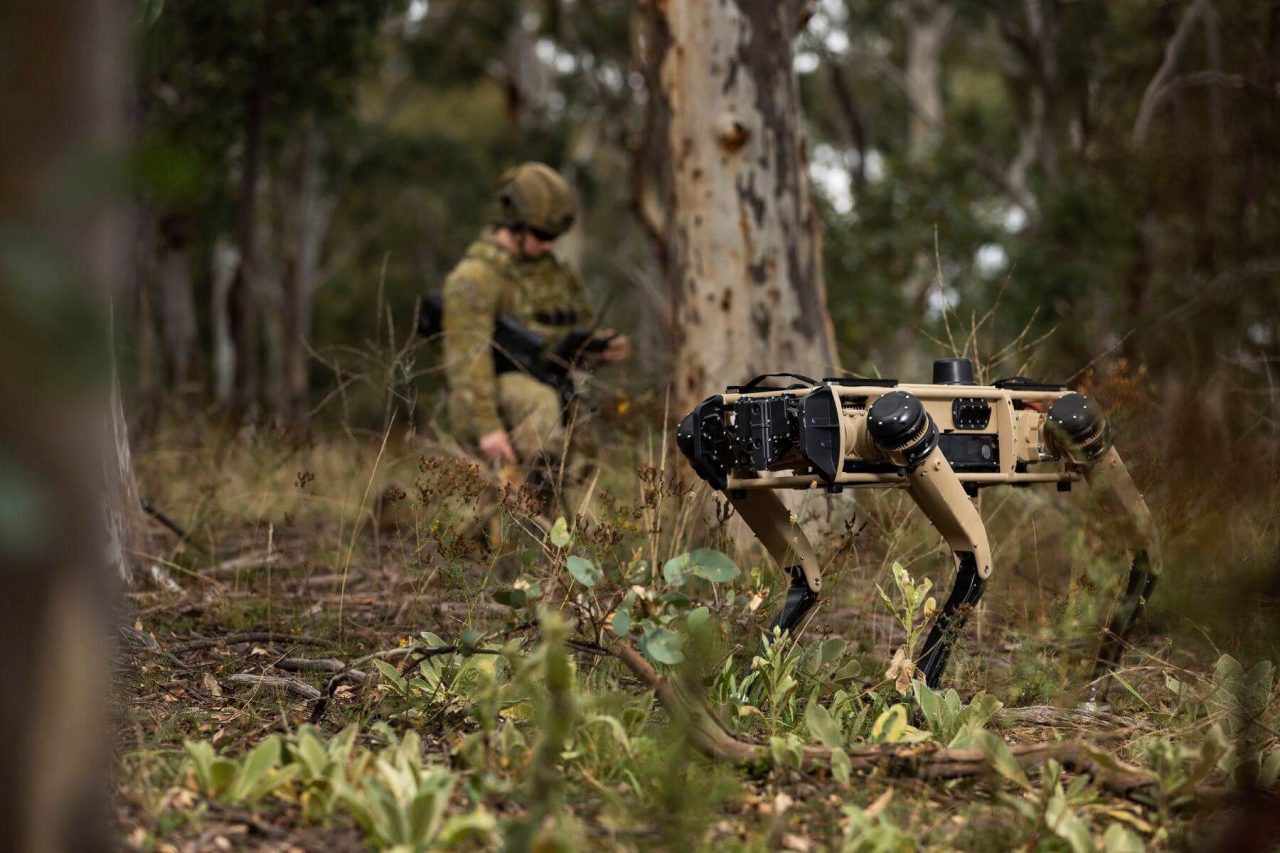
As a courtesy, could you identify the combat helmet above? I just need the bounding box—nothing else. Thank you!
[494,162,576,239]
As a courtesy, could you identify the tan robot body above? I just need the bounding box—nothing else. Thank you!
[677,359,1158,706]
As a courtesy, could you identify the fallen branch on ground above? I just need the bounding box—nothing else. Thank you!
[169,632,328,652]
[222,674,323,701]
[996,704,1137,731]
[205,552,284,578]
[273,657,367,681]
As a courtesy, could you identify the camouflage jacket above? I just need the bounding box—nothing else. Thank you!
[441,231,593,442]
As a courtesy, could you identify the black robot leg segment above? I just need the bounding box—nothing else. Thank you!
[1084,550,1157,707]
[916,552,986,687]
[767,565,820,637]
[726,489,823,646]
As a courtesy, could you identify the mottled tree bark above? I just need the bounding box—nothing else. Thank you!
[656,0,840,412]
[105,368,152,590]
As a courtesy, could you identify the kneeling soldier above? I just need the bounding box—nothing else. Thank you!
[441,162,630,515]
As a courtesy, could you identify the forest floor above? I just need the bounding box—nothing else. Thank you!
[113,414,1279,852]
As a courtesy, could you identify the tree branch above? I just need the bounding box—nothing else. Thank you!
[1132,0,1213,147]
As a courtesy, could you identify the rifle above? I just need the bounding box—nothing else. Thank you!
[677,357,1159,709]
[418,292,614,407]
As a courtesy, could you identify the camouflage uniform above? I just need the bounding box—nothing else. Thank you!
[441,231,595,509]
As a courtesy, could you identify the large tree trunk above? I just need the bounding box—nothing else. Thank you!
[657,0,840,413]
[0,0,125,847]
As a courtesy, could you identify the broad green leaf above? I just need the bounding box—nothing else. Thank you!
[566,555,601,587]
[805,701,844,749]
[549,516,571,548]
[688,548,740,582]
[1103,823,1145,853]
[641,626,684,665]
[611,607,631,637]
[584,714,632,754]
[458,629,483,655]
[960,728,1031,791]
[913,680,944,736]
[687,606,711,631]
[831,747,852,784]
[662,553,690,586]
[1045,793,1093,853]
[242,765,299,802]
[493,587,528,608]
[295,731,328,777]
[871,705,908,743]
[407,772,453,844]
[817,637,847,668]
[436,809,498,846]
[372,659,408,692]
[660,590,691,609]
[183,740,215,790]
[967,693,1003,729]
[229,735,282,800]
[769,734,805,768]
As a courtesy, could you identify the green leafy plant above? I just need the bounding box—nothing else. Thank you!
[182,735,299,803]
[996,759,1095,853]
[911,679,1003,746]
[289,724,368,821]
[840,800,915,852]
[335,730,496,851]
[876,562,937,692]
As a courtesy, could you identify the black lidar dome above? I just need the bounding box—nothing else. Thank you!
[933,357,976,385]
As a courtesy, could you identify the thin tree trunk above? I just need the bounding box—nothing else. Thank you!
[211,237,240,404]
[157,218,197,393]
[658,0,840,413]
[229,61,270,413]
[282,121,333,424]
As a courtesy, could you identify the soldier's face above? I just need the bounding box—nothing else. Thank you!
[519,230,555,259]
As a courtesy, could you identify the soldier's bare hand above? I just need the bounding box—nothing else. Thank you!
[479,429,518,466]
[598,330,632,363]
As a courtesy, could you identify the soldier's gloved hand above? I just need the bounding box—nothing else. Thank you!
[598,329,632,364]
[479,429,518,466]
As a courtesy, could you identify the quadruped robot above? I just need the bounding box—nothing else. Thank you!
[676,358,1159,706]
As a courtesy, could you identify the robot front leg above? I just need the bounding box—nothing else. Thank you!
[902,448,994,688]
[865,390,994,688]
[726,489,824,640]
[1081,445,1162,707]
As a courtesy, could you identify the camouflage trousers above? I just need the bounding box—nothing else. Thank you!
[496,372,594,518]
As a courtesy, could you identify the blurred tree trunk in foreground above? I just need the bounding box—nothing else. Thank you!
[0,0,125,847]
[653,0,839,413]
